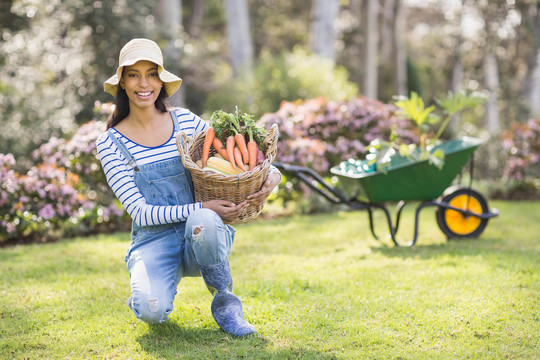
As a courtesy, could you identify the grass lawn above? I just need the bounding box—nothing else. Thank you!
[0,201,538,359]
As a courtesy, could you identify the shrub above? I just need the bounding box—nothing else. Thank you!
[32,102,129,234]
[203,47,359,118]
[501,117,540,181]
[261,96,418,173]
[496,117,540,200]
[0,102,129,244]
[0,154,90,243]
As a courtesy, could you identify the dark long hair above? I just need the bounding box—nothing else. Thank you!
[106,83,169,129]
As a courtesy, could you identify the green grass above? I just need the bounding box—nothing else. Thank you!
[1,201,538,359]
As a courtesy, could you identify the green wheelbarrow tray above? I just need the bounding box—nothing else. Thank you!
[330,137,484,203]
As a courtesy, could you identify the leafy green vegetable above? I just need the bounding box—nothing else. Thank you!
[209,108,268,151]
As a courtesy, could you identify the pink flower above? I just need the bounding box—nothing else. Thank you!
[38,204,56,220]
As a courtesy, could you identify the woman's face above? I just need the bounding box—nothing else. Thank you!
[120,60,164,110]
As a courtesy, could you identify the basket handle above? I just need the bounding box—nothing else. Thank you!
[176,131,189,157]
[264,123,280,160]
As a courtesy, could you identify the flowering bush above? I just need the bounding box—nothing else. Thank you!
[0,153,20,237]
[501,117,540,181]
[259,96,418,212]
[1,102,128,244]
[260,96,418,173]
[0,154,90,242]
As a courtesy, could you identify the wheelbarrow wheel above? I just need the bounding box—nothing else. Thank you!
[436,186,489,239]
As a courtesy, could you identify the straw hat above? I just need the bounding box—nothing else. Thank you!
[103,38,182,97]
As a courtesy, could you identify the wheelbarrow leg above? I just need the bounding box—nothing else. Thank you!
[369,201,437,247]
[394,201,407,235]
[410,201,439,246]
[370,204,400,246]
[367,207,379,240]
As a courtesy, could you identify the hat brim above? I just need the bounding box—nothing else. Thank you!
[103,61,182,97]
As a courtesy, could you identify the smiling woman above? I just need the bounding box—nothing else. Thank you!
[94,38,282,337]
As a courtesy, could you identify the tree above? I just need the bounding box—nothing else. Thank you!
[0,0,155,160]
[188,0,205,39]
[523,3,540,118]
[483,50,500,135]
[480,2,503,135]
[224,0,253,77]
[311,0,340,62]
[392,0,407,96]
[364,0,378,98]
[158,0,185,107]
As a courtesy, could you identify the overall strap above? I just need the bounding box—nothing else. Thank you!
[107,129,139,171]
[169,108,195,198]
[169,109,179,132]
[170,109,185,147]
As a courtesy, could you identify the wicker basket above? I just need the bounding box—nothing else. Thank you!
[176,123,279,224]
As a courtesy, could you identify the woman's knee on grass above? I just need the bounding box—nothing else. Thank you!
[130,293,172,324]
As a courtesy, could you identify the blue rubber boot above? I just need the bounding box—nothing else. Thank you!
[199,260,256,337]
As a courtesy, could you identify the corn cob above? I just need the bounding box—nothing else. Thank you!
[206,156,244,175]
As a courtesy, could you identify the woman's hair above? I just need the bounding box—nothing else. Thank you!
[106,77,169,129]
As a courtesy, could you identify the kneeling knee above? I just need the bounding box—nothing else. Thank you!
[131,296,170,324]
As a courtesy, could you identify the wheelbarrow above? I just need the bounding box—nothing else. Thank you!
[273,136,499,246]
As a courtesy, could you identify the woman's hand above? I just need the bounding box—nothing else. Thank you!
[246,172,281,205]
[201,172,280,222]
[202,199,249,222]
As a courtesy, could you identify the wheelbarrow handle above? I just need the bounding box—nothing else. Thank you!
[273,162,344,204]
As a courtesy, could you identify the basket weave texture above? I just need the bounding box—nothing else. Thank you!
[176,123,279,224]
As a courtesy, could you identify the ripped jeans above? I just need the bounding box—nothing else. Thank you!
[125,208,236,324]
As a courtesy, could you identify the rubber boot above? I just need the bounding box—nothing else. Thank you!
[199,260,256,337]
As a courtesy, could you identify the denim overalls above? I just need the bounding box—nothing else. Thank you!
[107,112,236,324]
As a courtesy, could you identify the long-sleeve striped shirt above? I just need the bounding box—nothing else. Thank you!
[95,108,207,226]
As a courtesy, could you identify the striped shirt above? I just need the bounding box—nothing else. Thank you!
[95,108,206,226]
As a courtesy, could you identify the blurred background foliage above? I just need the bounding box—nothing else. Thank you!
[1,0,539,242]
[1,0,538,160]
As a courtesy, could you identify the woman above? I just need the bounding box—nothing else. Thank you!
[96,38,281,337]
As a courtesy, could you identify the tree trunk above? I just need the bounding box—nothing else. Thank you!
[379,0,394,99]
[484,51,500,135]
[189,0,205,39]
[311,0,340,61]
[449,0,465,135]
[528,50,540,119]
[381,0,395,62]
[364,0,378,98]
[159,0,184,107]
[392,0,407,96]
[224,0,254,77]
[524,4,540,118]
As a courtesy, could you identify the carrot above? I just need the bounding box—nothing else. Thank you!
[234,147,247,172]
[202,127,215,168]
[247,128,258,170]
[212,137,229,161]
[226,135,236,169]
[235,133,249,165]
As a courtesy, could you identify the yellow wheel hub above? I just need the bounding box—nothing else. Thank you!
[444,194,483,235]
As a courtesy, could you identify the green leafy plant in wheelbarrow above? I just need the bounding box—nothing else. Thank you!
[367,91,487,173]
